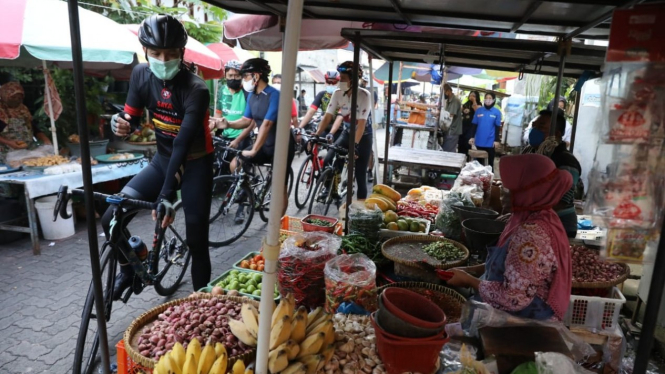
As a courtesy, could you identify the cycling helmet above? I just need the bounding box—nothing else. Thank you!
[240,58,271,81]
[324,70,340,83]
[361,73,369,82]
[337,61,363,77]
[138,15,188,50]
[224,60,243,72]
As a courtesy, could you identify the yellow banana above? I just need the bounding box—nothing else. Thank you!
[232,359,246,374]
[372,184,401,202]
[305,314,330,335]
[320,343,335,364]
[166,352,183,374]
[228,318,258,346]
[198,343,216,374]
[208,353,228,374]
[323,322,335,346]
[269,314,292,350]
[268,349,289,373]
[245,362,255,374]
[155,354,166,374]
[276,339,299,361]
[214,343,227,362]
[186,338,201,369]
[306,307,322,328]
[271,297,290,328]
[290,314,307,343]
[286,293,296,319]
[282,362,306,374]
[182,353,197,374]
[297,332,325,359]
[299,354,324,374]
[307,320,332,337]
[172,342,186,369]
[241,303,259,339]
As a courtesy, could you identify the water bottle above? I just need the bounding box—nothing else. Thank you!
[128,236,148,261]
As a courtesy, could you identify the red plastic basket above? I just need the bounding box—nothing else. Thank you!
[117,340,152,374]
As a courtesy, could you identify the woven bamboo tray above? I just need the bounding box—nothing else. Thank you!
[572,262,631,289]
[123,294,258,368]
[381,235,469,270]
[377,282,467,323]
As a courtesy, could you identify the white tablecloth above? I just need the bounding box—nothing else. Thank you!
[0,159,147,198]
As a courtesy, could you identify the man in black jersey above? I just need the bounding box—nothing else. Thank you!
[107,15,213,297]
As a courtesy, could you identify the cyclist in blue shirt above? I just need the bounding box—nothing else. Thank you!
[469,92,502,170]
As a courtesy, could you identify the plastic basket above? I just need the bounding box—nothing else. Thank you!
[281,215,343,236]
[208,268,280,301]
[117,339,152,374]
[233,251,262,273]
[563,287,626,330]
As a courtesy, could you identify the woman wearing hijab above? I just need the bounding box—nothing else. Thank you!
[447,154,573,321]
[458,90,481,157]
[469,92,502,170]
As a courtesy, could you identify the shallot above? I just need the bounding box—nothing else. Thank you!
[572,245,625,283]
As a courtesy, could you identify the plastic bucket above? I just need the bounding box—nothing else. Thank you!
[451,205,499,221]
[68,139,109,158]
[462,218,505,262]
[35,195,75,240]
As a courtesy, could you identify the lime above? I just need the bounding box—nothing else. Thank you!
[253,273,262,282]
[246,279,257,287]
[228,282,239,291]
[239,288,248,294]
[246,285,256,293]
[409,221,420,232]
[230,270,239,275]
[252,290,261,296]
[397,220,408,231]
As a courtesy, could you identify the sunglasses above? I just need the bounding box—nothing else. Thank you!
[337,66,355,74]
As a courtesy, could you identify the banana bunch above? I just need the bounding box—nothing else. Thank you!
[153,338,233,374]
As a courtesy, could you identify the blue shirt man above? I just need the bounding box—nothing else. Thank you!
[470,92,502,170]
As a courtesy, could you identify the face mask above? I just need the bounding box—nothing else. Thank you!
[273,84,281,91]
[325,85,336,94]
[444,93,450,100]
[227,79,242,91]
[529,127,546,147]
[148,56,181,81]
[484,98,495,107]
[242,76,256,92]
[338,82,350,91]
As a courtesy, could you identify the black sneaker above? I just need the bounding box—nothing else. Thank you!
[112,272,134,301]
[234,207,245,224]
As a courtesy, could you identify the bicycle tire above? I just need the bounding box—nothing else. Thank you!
[154,201,192,296]
[294,155,315,209]
[259,167,294,223]
[72,246,115,374]
[208,176,255,247]
[308,168,335,216]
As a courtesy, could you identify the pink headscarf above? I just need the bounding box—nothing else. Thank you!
[499,154,573,319]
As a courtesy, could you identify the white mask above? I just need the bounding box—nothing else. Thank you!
[273,84,281,91]
[338,81,350,91]
[242,77,256,92]
[325,85,337,94]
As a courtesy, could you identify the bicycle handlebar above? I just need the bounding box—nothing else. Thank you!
[53,185,156,222]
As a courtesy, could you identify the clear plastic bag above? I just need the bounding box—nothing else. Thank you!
[5,145,55,167]
[278,232,340,308]
[348,202,383,243]
[324,253,377,313]
[452,161,495,207]
[435,191,474,239]
[535,352,596,374]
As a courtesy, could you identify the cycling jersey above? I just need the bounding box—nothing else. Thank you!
[123,63,212,201]
[325,87,372,135]
[243,85,281,152]
[311,90,332,113]
[216,85,247,139]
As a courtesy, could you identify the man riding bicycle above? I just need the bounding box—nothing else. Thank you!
[218,58,296,217]
[107,15,213,297]
[315,61,373,199]
[297,70,344,140]
[209,60,249,149]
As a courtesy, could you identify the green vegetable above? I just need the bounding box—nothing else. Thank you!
[340,234,387,266]
[305,218,334,227]
[422,241,465,262]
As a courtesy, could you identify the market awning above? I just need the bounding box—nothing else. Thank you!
[340,28,607,78]
[198,0,658,40]
[298,65,325,83]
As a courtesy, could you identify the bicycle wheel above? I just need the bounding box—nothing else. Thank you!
[72,246,115,374]
[259,167,294,222]
[154,201,192,296]
[294,155,315,209]
[308,168,336,216]
[208,176,255,247]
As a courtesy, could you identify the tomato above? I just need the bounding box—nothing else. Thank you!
[258,261,264,266]
[240,260,250,268]
[257,264,264,272]
[250,263,258,270]
[254,254,264,262]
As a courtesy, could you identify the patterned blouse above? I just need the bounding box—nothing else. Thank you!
[478,221,558,319]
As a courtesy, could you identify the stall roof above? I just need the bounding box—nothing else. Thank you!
[340,28,607,78]
[202,0,652,40]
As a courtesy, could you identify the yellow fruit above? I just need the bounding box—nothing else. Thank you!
[297,332,325,359]
[214,343,227,362]
[323,322,335,346]
[172,342,186,368]
[209,348,228,374]
[320,344,335,363]
[282,362,306,374]
[365,197,389,212]
[369,194,397,211]
[198,343,216,374]
[372,184,401,202]
[241,303,259,338]
[232,360,246,374]
[308,320,332,337]
[270,314,292,350]
[299,354,324,374]
[387,222,399,231]
[228,318,258,346]
[383,210,398,223]
[268,349,289,373]
[166,352,182,374]
[277,339,300,361]
[271,296,290,328]
[186,339,201,369]
[244,362,255,374]
[183,353,197,374]
[306,307,322,328]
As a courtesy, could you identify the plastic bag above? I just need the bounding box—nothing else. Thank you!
[348,202,383,243]
[324,254,377,313]
[452,161,495,207]
[278,232,340,308]
[5,145,55,167]
[535,352,595,374]
[445,343,490,374]
[435,191,474,239]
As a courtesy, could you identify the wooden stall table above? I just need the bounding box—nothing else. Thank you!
[392,123,437,149]
[378,147,466,188]
[0,159,148,254]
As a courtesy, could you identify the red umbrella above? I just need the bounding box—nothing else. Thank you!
[125,24,223,79]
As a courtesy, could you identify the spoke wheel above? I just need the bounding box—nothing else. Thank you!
[295,155,315,209]
[259,167,294,222]
[308,168,339,217]
[208,176,255,247]
[154,201,191,295]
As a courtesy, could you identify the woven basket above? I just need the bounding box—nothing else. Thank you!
[123,294,258,368]
[572,262,631,289]
[382,235,469,270]
[377,282,467,323]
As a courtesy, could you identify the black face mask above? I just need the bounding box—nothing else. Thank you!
[227,79,242,90]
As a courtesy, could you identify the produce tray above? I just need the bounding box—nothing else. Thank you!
[208,268,280,301]
[281,215,343,236]
[377,282,467,323]
[571,262,630,289]
[233,251,261,273]
[381,235,469,270]
[123,294,256,370]
[379,218,431,238]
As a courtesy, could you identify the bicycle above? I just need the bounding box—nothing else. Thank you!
[53,186,191,374]
[207,145,294,247]
[307,143,351,217]
[294,133,326,209]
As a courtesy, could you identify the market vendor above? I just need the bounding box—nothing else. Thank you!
[400,95,436,125]
[0,82,51,162]
[447,154,572,321]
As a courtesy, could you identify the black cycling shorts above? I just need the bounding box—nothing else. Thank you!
[243,137,295,186]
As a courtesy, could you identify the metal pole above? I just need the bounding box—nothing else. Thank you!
[344,35,361,234]
[383,62,394,184]
[66,1,110,373]
[369,55,379,187]
[435,68,446,149]
[569,88,581,152]
[550,52,566,136]
[255,0,304,373]
[634,220,665,374]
